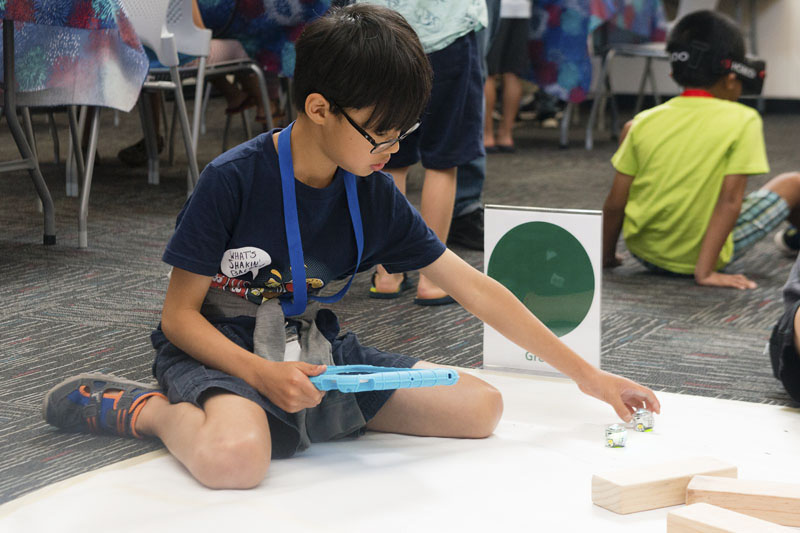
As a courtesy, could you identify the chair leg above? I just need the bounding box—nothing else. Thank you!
[21,106,38,162]
[168,100,178,166]
[3,19,55,244]
[242,109,252,140]
[586,49,614,150]
[559,102,573,149]
[47,112,60,165]
[606,73,620,140]
[635,57,651,114]
[78,107,100,249]
[65,106,87,197]
[170,66,200,193]
[248,62,272,130]
[66,106,86,198]
[222,113,232,152]
[200,80,211,136]
[139,94,160,185]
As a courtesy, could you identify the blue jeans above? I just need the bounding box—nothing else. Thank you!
[454,0,500,218]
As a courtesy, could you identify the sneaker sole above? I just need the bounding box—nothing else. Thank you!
[773,230,798,257]
[42,373,156,425]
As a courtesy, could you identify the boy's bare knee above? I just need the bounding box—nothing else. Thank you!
[192,431,271,489]
[763,172,800,208]
[466,383,504,438]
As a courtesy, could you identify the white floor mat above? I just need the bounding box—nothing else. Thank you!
[3,369,799,532]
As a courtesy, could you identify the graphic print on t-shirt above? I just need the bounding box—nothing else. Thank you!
[221,246,272,279]
[212,247,325,305]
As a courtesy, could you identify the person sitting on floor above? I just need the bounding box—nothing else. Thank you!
[44,4,659,490]
[602,10,800,290]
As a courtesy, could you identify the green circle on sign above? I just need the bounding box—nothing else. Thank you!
[487,221,595,337]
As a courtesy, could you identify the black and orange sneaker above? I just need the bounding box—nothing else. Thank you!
[43,374,166,439]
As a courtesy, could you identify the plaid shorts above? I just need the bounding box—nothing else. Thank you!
[633,189,788,275]
[731,189,789,260]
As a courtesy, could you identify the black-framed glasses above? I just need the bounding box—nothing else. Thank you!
[331,100,419,154]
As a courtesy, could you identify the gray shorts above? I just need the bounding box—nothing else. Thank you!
[150,316,417,459]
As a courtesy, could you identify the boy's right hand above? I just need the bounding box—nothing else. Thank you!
[694,271,757,290]
[253,361,327,413]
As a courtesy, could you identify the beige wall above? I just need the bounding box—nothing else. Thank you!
[601,0,800,99]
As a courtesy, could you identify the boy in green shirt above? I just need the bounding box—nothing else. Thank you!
[603,10,800,290]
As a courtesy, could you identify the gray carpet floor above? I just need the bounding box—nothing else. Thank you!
[1,99,798,504]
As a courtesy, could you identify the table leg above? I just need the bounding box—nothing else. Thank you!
[78,106,100,249]
[3,19,55,244]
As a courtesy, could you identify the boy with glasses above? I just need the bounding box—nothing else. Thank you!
[44,4,659,490]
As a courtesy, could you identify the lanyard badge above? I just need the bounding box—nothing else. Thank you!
[277,121,364,316]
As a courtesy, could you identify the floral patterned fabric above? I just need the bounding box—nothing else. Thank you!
[197,0,332,77]
[0,0,149,111]
[529,0,667,103]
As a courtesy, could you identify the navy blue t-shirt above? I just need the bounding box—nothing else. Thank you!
[162,129,446,308]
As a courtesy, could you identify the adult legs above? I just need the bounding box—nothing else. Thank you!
[366,361,503,438]
[374,165,457,300]
[135,392,272,489]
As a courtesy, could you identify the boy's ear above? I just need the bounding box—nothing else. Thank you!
[724,72,738,89]
[304,93,332,125]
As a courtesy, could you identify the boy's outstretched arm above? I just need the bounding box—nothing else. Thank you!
[602,171,634,268]
[694,174,756,290]
[421,251,661,422]
[161,267,327,413]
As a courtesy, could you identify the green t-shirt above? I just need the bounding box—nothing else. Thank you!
[611,96,769,274]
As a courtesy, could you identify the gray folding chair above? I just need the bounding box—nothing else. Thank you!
[584,0,720,149]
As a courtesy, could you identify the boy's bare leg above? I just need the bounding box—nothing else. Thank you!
[762,172,800,227]
[366,361,503,438]
[496,72,522,148]
[374,166,410,292]
[135,392,271,489]
[417,167,457,299]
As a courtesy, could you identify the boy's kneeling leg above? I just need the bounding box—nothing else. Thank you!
[763,172,800,224]
[140,392,272,490]
[366,361,503,439]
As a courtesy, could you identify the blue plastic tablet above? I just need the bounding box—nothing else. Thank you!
[309,365,459,393]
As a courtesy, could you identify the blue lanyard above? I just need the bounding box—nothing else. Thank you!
[277,121,364,316]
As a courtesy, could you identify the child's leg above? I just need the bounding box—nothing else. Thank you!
[366,361,503,438]
[136,392,271,489]
[762,172,800,226]
[374,167,411,293]
[417,167,457,300]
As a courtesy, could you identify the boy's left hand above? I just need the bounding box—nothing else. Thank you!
[577,369,661,422]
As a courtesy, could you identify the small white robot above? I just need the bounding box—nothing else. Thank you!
[605,424,627,448]
[632,408,654,432]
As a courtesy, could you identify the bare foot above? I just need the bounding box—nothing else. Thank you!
[415,273,449,300]
[373,266,405,293]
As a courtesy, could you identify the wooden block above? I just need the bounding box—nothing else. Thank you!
[667,503,792,532]
[686,475,800,526]
[591,457,737,514]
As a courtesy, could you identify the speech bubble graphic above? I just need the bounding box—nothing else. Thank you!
[221,247,272,280]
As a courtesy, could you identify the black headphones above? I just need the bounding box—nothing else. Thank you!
[669,40,766,96]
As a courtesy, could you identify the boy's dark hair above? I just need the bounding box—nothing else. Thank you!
[293,4,432,134]
[666,10,745,88]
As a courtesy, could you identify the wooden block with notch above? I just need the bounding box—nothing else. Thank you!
[591,457,737,514]
[686,475,800,526]
[667,503,792,532]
